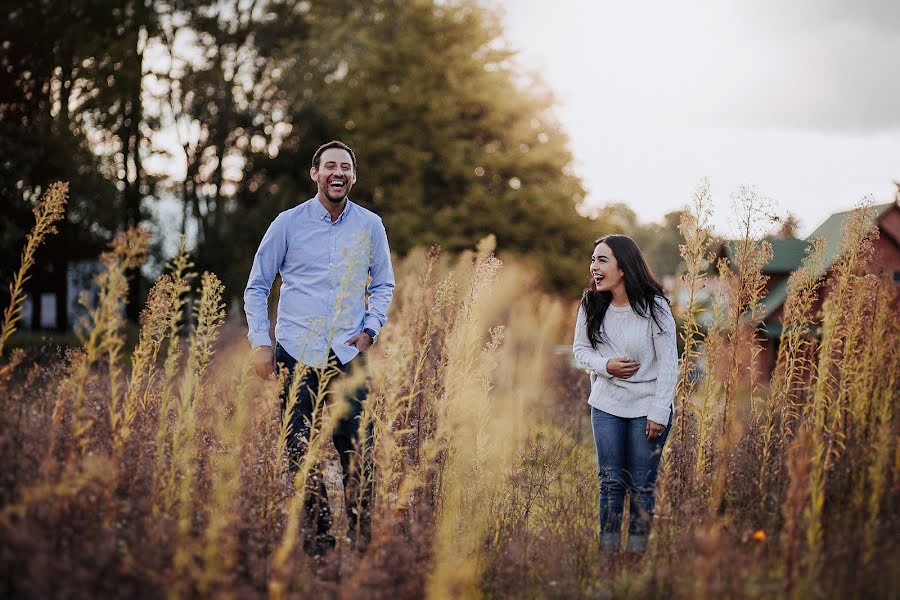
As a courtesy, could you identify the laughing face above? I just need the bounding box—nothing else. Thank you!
[590,242,625,294]
[311,147,356,204]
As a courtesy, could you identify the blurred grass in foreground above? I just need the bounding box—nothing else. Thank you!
[0,184,897,599]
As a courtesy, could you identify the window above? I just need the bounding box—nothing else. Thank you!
[40,293,57,329]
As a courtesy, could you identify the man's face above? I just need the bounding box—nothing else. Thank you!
[311,148,356,204]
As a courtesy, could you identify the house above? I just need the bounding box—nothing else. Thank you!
[1,210,107,334]
[716,200,900,381]
[16,260,104,332]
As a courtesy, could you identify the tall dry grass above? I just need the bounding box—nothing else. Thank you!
[646,193,898,598]
[0,182,68,373]
[0,218,566,598]
[0,185,897,599]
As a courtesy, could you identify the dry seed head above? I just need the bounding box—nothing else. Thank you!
[476,234,497,262]
[835,200,878,259]
[102,226,151,269]
[31,181,68,233]
[434,272,458,313]
[187,272,227,384]
[728,184,777,240]
[0,181,70,357]
[139,275,177,330]
[782,238,827,326]
[427,244,443,263]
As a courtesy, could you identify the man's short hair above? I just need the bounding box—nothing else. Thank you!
[312,140,357,172]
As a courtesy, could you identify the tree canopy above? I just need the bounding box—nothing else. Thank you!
[2,0,613,314]
[588,203,685,278]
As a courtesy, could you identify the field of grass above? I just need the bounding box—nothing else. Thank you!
[1,182,897,598]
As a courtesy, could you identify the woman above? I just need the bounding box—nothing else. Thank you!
[572,234,677,553]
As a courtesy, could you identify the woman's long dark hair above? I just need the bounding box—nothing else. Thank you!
[581,234,670,349]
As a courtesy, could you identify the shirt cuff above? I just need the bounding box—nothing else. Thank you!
[602,357,613,379]
[363,316,382,336]
[647,405,672,427]
[248,331,272,349]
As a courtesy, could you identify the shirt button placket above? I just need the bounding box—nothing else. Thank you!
[329,225,336,321]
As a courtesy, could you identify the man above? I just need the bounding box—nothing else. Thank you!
[244,140,395,556]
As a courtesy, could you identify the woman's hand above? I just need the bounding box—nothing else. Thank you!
[607,358,640,379]
[646,419,665,441]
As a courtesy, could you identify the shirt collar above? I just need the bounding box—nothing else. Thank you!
[311,195,353,223]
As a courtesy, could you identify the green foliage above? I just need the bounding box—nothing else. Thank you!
[1,0,159,322]
[3,0,607,303]
[233,0,601,295]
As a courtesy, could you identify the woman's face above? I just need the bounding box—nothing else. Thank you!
[590,242,625,293]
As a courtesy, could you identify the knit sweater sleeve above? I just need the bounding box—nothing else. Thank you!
[573,305,613,377]
[648,296,678,425]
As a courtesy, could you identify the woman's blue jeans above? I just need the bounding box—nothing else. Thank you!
[591,407,670,548]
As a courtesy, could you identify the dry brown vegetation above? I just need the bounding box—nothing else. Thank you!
[0,182,897,599]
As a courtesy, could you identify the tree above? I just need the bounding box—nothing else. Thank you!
[634,210,685,278]
[4,0,611,314]
[236,0,602,296]
[585,203,684,278]
[146,0,315,295]
[771,212,800,239]
[0,0,126,328]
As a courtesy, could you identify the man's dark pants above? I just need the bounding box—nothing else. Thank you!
[274,343,373,541]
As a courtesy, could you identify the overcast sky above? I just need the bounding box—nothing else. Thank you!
[497,0,900,236]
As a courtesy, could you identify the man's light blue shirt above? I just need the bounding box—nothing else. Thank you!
[243,196,395,368]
